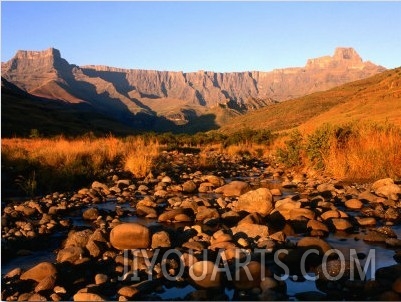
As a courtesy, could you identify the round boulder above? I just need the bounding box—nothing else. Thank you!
[189,261,221,288]
[110,223,150,250]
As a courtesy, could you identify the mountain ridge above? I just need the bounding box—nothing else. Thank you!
[1,47,386,132]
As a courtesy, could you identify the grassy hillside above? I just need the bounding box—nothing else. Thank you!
[220,67,401,134]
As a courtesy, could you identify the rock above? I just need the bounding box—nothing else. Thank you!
[355,217,376,226]
[321,210,340,221]
[136,205,157,218]
[270,231,286,242]
[182,180,197,193]
[27,293,48,301]
[174,213,192,222]
[151,231,171,248]
[182,241,205,251]
[118,286,139,298]
[158,209,185,222]
[195,207,219,222]
[92,181,109,191]
[20,262,57,282]
[4,267,22,279]
[345,198,363,210]
[56,246,85,263]
[260,277,279,291]
[372,178,395,191]
[198,182,214,193]
[215,181,250,197]
[376,226,397,238]
[35,275,56,292]
[203,175,225,187]
[231,224,269,239]
[331,218,353,231]
[297,237,332,254]
[317,183,336,195]
[238,212,265,225]
[358,190,380,203]
[161,176,172,183]
[95,273,108,285]
[110,223,150,250]
[73,292,106,301]
[82,207,99,220]
[236,188,273,216]
[376,184,401,200]
[233,261,264,289]
[64,229,93,248]
[385,207,401,222]
[189,261,221,288]
[315,259,351,281]
[289,208,315,220]
[386,238,401,247]
[363,230,387,243]
[307,220,329,233]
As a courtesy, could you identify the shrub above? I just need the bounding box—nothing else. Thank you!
[306,124,333,170]
[276,129,304,167]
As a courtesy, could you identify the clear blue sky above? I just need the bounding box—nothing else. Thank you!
[2,1,400,72]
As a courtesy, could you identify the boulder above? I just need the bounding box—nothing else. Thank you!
[215,181,250,197]
[82,207,99,220]
[236,188,273,216]
[195,207,219,222]
[372,178,394,191]
[345,199,363,210]
[189,261,221,288]
[297,237,332,254]
[20,262,57,282]
[233,261,264,290]
[331,218,353,231]
[151,231,171,249]
[307,220,329,233]
[231,224,269,239]
[56,246,85,263]
[182,180,197,193]
[64,229,93,248]
[110,223,150,250]
[376,184,401,200]
[203,175,225,187]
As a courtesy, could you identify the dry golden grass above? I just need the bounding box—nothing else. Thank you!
[123,137,160,178]
[323,123,401,180]
[1,136,161,180]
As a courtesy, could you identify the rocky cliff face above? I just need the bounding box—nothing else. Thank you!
[1,47,386,129]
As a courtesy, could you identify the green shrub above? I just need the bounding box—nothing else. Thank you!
[306,124,333,169]
[276,129,304,167]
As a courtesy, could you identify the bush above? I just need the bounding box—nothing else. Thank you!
[276,129,304,167]
[306,124,333,169]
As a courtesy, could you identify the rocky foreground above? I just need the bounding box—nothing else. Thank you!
[2,151,401,301]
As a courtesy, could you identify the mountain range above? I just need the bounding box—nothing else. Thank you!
[1,47,387,136]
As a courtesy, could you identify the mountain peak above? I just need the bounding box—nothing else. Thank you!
[333,47,362,62]
[306,47,366,69]
[15,47,61,61]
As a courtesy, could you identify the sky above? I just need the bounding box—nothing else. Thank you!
[1,1,401,72]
